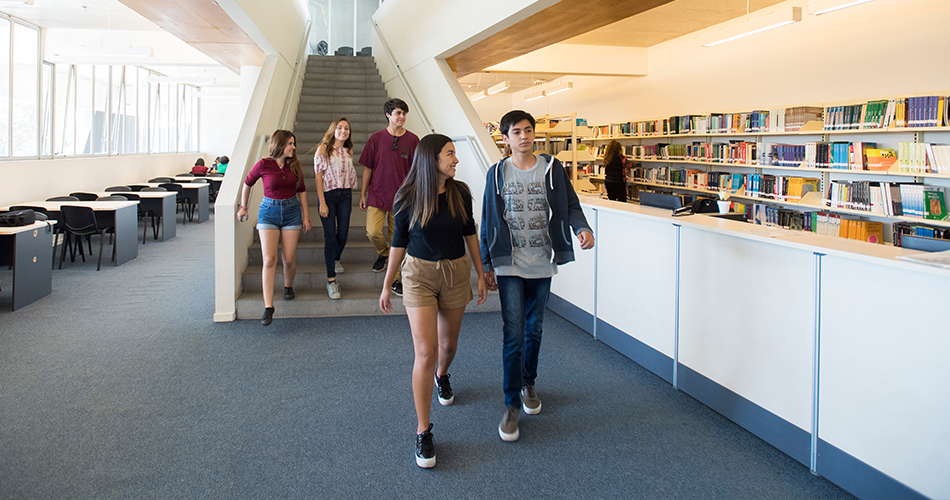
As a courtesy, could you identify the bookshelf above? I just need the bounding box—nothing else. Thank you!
[489,112,594,184]
[584,102,950,246]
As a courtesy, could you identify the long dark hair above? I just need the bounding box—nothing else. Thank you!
[394,134,470,229]
[269,130,304,190]
[603,140,623,165]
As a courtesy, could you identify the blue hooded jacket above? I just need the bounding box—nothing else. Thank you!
[479,154,592,274]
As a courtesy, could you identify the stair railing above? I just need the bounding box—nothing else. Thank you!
[281,19,313,130]
[450,135,492,176]
[371,19,434,135]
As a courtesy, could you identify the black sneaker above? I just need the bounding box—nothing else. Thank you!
[391,279,403,296]
[415,423,436,468]
[435,374,454,406]
[283,286,295,300]
[261,307,275,326]
[372,255,387,273]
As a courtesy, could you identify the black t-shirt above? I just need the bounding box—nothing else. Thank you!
[393,190,476,261]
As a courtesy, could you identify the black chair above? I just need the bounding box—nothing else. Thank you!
[46,196,79,202]
[177,172,195,177]
[59,205,114,271]
[105,186,131,192]
[142,187,167,191]
[128,185,149,192]
[190,177,215,205]
[69,192,99,201]
[158,183,189,224]
[96,195,128,201]
[149,177,174,184]
[207,173,224,177]
[120,192,155,244]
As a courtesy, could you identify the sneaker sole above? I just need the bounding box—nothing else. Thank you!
[416,454,436,468]
[498,425,520,442]
[523,402,541,415]
[437,395,454,406]
[372,267,385,273]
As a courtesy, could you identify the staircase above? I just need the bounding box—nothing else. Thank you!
[236,55,500,320]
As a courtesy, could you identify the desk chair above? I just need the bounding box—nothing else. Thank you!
[69,192,99,201]
[46,196,79,201]
[158,183,189,224]
[190,177,215,204]
[60,205,114,271]
[148,177,174,184]
[140,188,166,241]
[128,185,149,192]
[178,172,195,177]
[105,186,132,192]
[96,195,128,201]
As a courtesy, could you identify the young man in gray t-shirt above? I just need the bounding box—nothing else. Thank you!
[480,110,594,442]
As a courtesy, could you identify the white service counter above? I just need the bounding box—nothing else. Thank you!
[548,194,949,500]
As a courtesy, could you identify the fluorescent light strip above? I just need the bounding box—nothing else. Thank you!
[545,82,573,96]
[147,76,216,84]
[0,0,34,5]
[702,7,802,47]
[471,90,488,102]
[524,91,545,102]
[51,46,153,58]
[808,0,875,15]
[487,80,510,95]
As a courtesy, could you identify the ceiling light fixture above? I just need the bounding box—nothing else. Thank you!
[471,90,488,102]
[51,46,153,58]
[808,0,875,15]
[524,91,545,102]
[545,81,573,96]
[147,76,216,84]
[701,7,802,47]
[0,0,34,5]
[487,81,510,95]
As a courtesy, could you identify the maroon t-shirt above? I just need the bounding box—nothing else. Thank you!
[192,165,209,175]
[244,158,306,200]
[359,129,419,212]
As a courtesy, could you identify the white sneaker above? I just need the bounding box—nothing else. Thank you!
[327,281,342,300]
[334,260,344,273]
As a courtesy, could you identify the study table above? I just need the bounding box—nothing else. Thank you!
[3,200,139,266]
[92,191,176,242]
[0,221,55,310]
[173,175,222,192]
[145,182,209,223]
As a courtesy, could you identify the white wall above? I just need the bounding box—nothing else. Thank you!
[0,153,201,206]
[474,0,950,126]
[200,98,242,160]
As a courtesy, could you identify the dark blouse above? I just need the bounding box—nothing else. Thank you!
[605,154,627,183]
[392,191,476,261]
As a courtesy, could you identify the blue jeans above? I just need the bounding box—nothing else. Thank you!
[320,188,352,278]
[498,275,552,408]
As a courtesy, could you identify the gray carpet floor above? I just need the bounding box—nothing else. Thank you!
[0,215,855,499]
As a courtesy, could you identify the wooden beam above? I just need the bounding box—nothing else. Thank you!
[447,0,676,78]
[118,0,264,73]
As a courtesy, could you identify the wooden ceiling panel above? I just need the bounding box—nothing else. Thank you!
[119,0,263,73]
[447,0,676,78]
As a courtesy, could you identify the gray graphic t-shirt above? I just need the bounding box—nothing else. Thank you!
[494,156,557,278]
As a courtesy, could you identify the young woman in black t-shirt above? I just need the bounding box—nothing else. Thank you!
[379,134,488,468]
[603,140,629,202]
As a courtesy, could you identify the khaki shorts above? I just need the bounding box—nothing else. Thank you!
[401,254,473,309]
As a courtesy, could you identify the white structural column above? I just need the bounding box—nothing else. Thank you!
[240,65,262,119]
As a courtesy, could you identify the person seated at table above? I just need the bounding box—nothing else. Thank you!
[215,156,230,174]
[211,157,220,172]
[192,158,209,175]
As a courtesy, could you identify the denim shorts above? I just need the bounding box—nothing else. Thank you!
[257,196,303,230]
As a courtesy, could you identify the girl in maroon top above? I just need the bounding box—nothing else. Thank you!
[237,130,312,326]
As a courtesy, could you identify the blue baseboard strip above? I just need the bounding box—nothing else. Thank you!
[596,318,673,384]
[547,293,593,335]
[676,364,811,467]
[548,295,925,500]
[816,439,927,500]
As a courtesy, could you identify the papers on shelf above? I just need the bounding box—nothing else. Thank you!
[897,249,950,270]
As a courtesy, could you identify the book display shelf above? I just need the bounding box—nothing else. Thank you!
[584,95,950,246]
[489,112,594,182]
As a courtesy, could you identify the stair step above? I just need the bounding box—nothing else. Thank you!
[247,241,382,265]
[300,87,388,98]
[236,289,501,319]
[293,121,384,133]
[242,264,486,292]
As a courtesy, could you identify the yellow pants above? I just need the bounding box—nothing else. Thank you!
[366,206,400,279]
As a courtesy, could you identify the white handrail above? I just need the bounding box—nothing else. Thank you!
[281,19,313,130]
[449,135,492,176]
[371,19,434,134]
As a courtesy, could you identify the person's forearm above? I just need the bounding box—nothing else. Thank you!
[465,234,485,278]
[315,172,326,205]
[298,191,310,219]
[383,247,406,288]
[361,167,373,198]
[240,184,251,208]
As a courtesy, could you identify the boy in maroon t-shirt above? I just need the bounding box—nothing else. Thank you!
[359,98,419,296]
